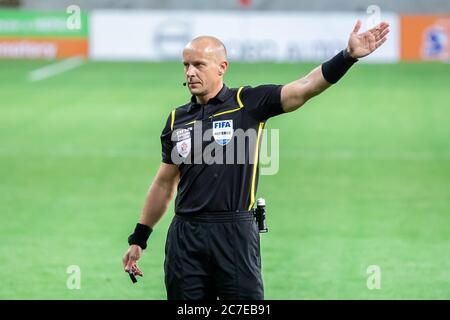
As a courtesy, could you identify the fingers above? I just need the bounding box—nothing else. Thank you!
[126,253,138,271]
[123,246,143,275]
[131,264,144,277]
[377,27,390,41]
[373,27,390,49]
[369,21,390,38]
[375,37,387,49]
[352,19,362,34]
[123,251,136,271]
[369,21,389,32]
[125,256,143,277]
[368,33,376,52]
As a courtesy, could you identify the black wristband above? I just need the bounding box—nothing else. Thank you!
[128,223,153,250]
[321,49,358,84]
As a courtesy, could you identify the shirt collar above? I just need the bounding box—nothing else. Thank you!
[188,84,230,113]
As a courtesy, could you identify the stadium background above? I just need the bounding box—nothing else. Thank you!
[0,0,449,299]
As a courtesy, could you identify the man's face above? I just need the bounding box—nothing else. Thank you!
[182,47,224,97]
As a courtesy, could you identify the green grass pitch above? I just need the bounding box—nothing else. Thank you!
[0,60,449,299]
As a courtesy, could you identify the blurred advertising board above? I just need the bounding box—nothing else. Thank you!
[90,11,399,62]
[400,14,449,61]
[0,10,88,59]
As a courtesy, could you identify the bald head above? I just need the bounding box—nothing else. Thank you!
[184,36,228,63]
[182,36,229,103]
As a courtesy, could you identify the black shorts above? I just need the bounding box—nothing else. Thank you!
[164,211,264,300]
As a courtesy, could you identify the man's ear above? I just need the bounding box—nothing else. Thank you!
[218,61,228,76]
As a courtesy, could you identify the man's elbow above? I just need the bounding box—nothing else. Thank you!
[282,99,305,113]
[282,88,310,112]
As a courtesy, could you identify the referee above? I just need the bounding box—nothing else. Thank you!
[123,20,390,300]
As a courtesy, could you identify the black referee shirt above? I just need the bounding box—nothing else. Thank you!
[161,84,284,214]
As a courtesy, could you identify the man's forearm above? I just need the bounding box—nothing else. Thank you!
[281,49,358,113]
[139,178,177,228]
[127,164,178,250]
[280,66,331,112]
[301,65,332,101]
[302,49,358,100]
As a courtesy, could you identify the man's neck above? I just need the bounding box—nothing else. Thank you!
[196,83,223,105]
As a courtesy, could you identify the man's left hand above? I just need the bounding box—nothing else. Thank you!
[347,20,390,59]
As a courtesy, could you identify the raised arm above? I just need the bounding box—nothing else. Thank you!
[281,20,390,113]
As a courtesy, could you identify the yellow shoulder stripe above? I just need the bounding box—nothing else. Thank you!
[248,121,265,210]
[170,110,175,130]
[209,107,241,118]
[184,120,196,126]
[209,86,245,119]
[236,86,244,108]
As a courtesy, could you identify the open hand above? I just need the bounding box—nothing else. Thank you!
[347,20,390,59]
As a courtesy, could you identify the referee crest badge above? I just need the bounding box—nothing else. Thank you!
[175,128,191,158]
[213,120,233,146]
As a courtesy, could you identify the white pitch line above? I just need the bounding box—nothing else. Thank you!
[28,56,85,82]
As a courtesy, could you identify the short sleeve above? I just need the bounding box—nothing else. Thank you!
[160,112,174,164]
[241,85,285,121]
